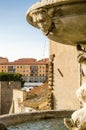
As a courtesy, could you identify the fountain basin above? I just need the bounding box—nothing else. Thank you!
[0,110,73,127]
[26,0,86,47]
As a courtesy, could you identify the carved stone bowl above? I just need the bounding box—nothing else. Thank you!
[26,0,86,47]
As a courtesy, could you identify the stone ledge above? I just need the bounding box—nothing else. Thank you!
[0,110,74,127]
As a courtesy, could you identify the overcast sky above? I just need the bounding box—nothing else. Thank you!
[0,0,49,61]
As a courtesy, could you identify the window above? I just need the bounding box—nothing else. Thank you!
[20,66,22,68]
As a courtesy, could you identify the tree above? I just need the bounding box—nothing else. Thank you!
[0,72,25,87]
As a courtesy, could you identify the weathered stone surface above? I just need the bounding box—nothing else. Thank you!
[26,0,86,47]
[64,83,86,130]
[0,110,73,127]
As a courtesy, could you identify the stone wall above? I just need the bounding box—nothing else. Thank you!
[49,41,80,110]
[0,81,21,115]
[13,89,27,113]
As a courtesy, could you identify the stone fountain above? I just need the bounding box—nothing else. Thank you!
[26,0,86,64]
[26,0,86,130]
[64,83,86,130]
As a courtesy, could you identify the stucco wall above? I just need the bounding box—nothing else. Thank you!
[13,89,27,113]
[49,41,80,110]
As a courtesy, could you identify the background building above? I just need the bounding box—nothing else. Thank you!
[0,58,49,82]
[0,57,8,63]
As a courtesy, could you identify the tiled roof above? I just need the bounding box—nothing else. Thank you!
[23,83,52,110]
[0,62,48,65]
[0,58,49,65]
[14,58,37,62]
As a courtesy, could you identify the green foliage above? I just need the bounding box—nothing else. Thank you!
[0,72,25,87]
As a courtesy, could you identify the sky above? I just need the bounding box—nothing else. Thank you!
[0,0,49,62]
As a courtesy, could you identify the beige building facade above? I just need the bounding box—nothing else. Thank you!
[0,58,49,82]
[49,41,80,110]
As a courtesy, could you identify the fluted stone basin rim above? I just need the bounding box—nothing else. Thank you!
[26,0,86,47]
